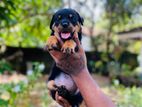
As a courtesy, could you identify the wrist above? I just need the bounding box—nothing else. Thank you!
[71,67,88,77]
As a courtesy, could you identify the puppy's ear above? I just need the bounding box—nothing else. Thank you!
[50,14,55,35]
[50,14,55,30]
[77,13,84,25]
[50,30,54,35]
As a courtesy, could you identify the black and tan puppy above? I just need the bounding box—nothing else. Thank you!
[46,9,84,107]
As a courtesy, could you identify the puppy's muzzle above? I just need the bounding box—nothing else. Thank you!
[61,20,69,28]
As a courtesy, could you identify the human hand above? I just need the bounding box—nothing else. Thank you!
[55,92,71,107]
[48,36,87,76]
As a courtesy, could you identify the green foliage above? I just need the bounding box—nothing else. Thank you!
[103,0,142,31]
[0,98,8,107]
[0,0,62,47]
[95,0,142,53]
[103,80,142,107]
[108,85,142,107]
[0,62,51,107]
[0,0,16,27]
[0,59,12,74]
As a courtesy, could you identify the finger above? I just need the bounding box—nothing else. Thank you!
[49,50,62,61]
[74,42,84,55]
[55,92,65,106]
[58,96,71,107]
[55,92,58,101]
[57,96,70,107]
[55,92,70,107]
[73,34,85,54]
[56,99,64,106]
[73,34,81,46]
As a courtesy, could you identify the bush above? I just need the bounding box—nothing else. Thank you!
[103,82,142,107]
[0,59,12,74]
[0,62,51,107]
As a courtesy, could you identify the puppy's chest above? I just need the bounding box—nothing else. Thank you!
[54,72,77,93]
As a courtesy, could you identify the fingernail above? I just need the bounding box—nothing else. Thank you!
[58,96,62,100]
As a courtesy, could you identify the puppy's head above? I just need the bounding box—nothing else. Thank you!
[50,8,84,41]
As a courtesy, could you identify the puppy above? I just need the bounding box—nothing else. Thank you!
[46,9,84,107]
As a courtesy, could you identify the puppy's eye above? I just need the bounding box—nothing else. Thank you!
[58,15,62,20]
[69,14,73,18]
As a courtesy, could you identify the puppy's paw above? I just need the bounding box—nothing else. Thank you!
[57,85,70,99]
[61,40,76,54]
[45,36,58,51]
[47,80,57,91]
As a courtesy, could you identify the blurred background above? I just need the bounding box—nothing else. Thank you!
[0,0,142,107]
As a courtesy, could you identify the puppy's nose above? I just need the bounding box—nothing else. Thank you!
[61,21,69,28]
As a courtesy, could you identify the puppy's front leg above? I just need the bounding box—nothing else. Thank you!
[47,80,57,91]
[53,26,63,45]
[45,26,62,51]
[45,36,59,51]
[61,40,77,54]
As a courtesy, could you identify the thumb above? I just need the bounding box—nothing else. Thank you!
[73,35,84,53]
[49,50,62,62]
[58,96,71,107]
[73,33,81,47]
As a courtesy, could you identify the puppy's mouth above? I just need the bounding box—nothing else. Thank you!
[59,30,74,40]
[60,32,71,39]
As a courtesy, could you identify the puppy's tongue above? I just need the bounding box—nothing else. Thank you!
[61,33,70,39]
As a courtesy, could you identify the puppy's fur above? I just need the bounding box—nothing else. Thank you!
[46,9,84,107]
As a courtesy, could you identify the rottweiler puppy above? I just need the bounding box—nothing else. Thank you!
[46,8,84,107]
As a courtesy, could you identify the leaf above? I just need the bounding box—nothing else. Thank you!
[0,98,8,106]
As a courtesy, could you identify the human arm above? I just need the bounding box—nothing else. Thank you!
[71,68,115,107]
[48,37,115,107]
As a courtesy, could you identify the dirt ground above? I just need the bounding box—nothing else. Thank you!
[0,73,111,107]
